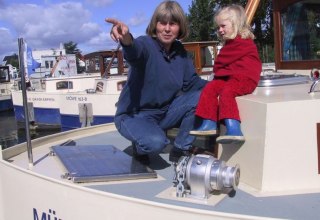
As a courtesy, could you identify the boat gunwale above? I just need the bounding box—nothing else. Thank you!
[1,123,115,160]
[0,123,274,220]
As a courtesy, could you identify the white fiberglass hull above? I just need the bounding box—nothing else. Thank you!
[2,81,320,220]
[0,125,259,220]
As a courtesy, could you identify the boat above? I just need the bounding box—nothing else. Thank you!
[1,0,320,219]
[11,48,127,130]
[11,72,126,130]
[57,75,127,129]
[0,66,14,111]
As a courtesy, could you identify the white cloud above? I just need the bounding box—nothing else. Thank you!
[128,12,147,26]
[0,2,114,60]
[85,0,114,7]
[79,31,118,54]
[0,27,18,60]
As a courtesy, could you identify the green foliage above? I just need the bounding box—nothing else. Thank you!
[7,56,19,68]
[3,54,19,69]
[185,0,216,41]
[63,41,81,55]
[308,10,320,59]
[186,0,274,62]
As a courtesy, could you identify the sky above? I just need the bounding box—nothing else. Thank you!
[0,0,193,62]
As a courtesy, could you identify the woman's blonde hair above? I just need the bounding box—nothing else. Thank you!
[215,4,254,41]
[146,1,189,40]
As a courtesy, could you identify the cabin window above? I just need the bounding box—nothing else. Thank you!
[187,47,214,67]
[117,80,126,91]
[0,68,10,83]
[280,1,320,61]
[95,81,104,92]
[200,46,215,67]
[56,81,73,90]
[45,61,54,69]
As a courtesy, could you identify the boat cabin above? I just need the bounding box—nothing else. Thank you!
[84,50,125,76]
[218,0,320,194]
[84,41,219,77]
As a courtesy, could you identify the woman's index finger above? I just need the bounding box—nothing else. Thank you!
[105,18,119,25]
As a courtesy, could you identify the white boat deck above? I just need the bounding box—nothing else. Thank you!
[1,80,320,220]
[1,122,319,220]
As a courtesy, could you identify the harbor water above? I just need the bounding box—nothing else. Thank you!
[0,110,61,149]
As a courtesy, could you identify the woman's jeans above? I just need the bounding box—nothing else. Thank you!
[114,90,201,155]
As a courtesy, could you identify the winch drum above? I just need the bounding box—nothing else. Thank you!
[175,154,240,199]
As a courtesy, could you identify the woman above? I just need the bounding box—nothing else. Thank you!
[106,1,206,164]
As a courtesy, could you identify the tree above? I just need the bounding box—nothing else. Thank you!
[185,0,216,41]
[63,41,85,73]
[186,0,274,62]
[251,0,274,62]
[63,41,81,54]
[3,54,19,69]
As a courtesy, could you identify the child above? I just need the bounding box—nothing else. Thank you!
[190,4,262,144]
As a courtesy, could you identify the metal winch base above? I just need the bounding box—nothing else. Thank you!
[174,154,240,199]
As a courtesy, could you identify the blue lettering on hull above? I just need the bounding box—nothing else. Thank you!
[33,208,62,220]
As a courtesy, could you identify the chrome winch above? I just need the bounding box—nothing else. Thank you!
[173,154,240,199]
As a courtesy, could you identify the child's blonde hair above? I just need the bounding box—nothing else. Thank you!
[214,4,255,41]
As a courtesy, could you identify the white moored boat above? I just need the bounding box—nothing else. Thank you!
[1,0,320,219]
[0,66,14,112]
[11,44,128,130]
[11,73,126,130]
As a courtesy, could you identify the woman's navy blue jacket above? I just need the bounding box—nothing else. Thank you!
[116,35,207,116]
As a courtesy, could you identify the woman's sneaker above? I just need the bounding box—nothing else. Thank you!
[132,143,150,165]
[169,147,190,163]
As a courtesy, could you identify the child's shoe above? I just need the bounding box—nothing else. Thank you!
[216,119,245,144]
[190,119,217,136]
